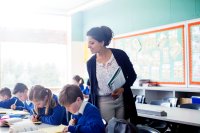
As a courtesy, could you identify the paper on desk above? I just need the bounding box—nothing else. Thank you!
[9,121,38,132]
[38,124,66,133]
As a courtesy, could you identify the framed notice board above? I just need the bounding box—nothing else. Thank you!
[188,21,200,85]
[113,24,185,85]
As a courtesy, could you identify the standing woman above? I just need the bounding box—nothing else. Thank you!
[86,26,138,124]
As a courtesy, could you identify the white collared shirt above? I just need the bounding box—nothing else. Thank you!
[78,101,88,115]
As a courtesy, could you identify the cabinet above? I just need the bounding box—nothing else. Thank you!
[131,87,200,104]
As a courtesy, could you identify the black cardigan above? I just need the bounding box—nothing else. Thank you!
[87,48,138,125]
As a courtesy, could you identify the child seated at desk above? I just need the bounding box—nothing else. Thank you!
[29,85,67,125]
[59,84,105,133]
[72,75,90,99]
[10,83,34,114]
[0,87,24,109]
[82,79,90,99]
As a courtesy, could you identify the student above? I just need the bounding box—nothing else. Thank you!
[82,79,90,98]
[86,26,138,124]
[72,75,85,92]
[59,84,105,133]
[0,87,24,109]
[29,85,67,125]
[10,83,34,114]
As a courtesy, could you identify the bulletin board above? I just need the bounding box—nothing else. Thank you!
[113,25,186,85]
[188,21,200,85]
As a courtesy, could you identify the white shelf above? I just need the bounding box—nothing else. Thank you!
[131,86,200,104]
[131,86,200,92]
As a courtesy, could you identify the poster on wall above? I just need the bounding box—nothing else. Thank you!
[113,25,185,85]
[188,21,200,85]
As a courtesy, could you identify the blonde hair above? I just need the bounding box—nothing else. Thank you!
[29,85,56,115]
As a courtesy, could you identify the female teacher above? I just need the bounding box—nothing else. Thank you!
[86,26,138,124]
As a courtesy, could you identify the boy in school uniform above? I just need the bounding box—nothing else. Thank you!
[59,84,105,133]
[0,87,24,109]
[29,85,67,125]
[10,83,34,114]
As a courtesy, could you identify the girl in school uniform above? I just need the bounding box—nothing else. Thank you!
[72,75,90,98]
[0,87,24,109]
[10,83,34,114]
[72,75,85,92]
[29,85,67,125]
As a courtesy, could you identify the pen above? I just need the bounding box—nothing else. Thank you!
[14,99,18,105]
[32,109,37,115]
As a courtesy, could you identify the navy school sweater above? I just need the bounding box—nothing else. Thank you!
[0,97,24,109]
[68,102,105,133]
[36,94,67,125]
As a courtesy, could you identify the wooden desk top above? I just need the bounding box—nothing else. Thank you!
[136,103,200,127]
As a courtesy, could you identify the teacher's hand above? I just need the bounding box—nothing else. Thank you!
[111,87,124,99]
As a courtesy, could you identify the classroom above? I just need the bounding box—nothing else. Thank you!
[0,0,200,133]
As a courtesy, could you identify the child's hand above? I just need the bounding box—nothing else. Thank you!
[69,118,76,126]
[62,126,69,132]
[83,94,89,98]
[31,115,39,122]
[23,109,28,112]
[10,104,16,110]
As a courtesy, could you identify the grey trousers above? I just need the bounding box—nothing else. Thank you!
[98,94,124,123]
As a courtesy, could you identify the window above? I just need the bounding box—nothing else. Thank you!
[0,14,68,89]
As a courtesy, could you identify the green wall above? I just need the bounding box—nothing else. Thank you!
[71,12,84,41]
[72,0,200,41]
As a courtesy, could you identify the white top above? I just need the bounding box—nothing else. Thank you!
[78,101,87,115]
[136,103,200,127]
[96,54,119,96]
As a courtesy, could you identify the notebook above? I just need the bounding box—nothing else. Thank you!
[9,121,65,133]
[0,118,23,127]
[107,67,126,91]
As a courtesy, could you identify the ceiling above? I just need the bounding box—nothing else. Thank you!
[0,0,109,15]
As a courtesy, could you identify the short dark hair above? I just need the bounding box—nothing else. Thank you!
[0,87,12,98]
[59,84,83,106]
[87,26,113,46]
[13,83,28,94]
[73,75,84,85]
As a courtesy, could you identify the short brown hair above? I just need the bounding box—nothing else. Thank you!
[13,83,28,94]
[0,87,11,98]
[59,84,83,106]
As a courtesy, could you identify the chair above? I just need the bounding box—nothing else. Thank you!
[137,125,160,133]
[163,97,178,107]
[180,103,200,110]
[147,100,170,133]
[106,117,137,133]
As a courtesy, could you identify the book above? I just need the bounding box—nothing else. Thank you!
[17,124,66,133]
[0,108,29,115]
[107,67,126,91]
[137,109,167,116]
[0,118,23,127]
[38,124,66,133]
[9,121,38,133]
